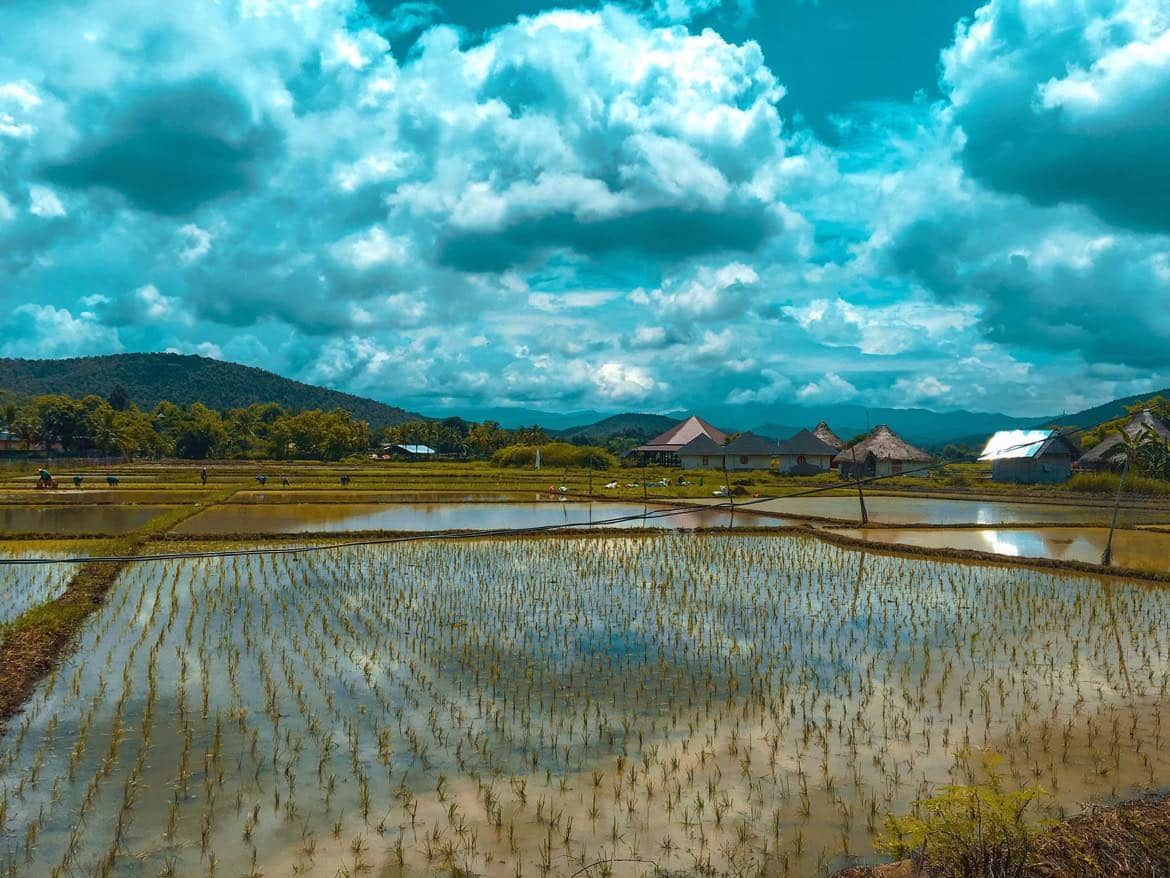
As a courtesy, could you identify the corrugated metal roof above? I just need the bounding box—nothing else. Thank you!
[392,444,436,455]
[978,430,1056,461]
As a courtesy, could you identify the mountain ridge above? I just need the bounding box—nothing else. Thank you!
[0,353,423,429]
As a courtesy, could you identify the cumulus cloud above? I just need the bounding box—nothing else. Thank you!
[0,0,1164,416]
[942,0,1170,231]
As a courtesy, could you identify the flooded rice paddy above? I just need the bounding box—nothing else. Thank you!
[715,494,1170,526]
[0,543,86,627]
[173,501,786,534]
[3,534,1170,876]
[0,505,168,535]
[835,526,1170,573]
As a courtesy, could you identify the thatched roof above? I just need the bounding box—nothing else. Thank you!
[1081,409,1170,463]
[813,421,843,450]
[778,428,838,456]
[832,425,931,465]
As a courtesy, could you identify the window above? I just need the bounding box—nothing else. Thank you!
[797,455,806,465]
[740,456,748,465]
[892,461,903,474]
[701,455,709,466]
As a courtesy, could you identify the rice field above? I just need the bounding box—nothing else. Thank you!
[2,533,1169,877]
[0,543,88,629]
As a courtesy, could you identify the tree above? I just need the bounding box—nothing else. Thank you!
[31,395,88,449]
[107,383,131,411]
[165,403,228,459]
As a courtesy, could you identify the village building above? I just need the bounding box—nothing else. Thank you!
[833,425,932,478]
[1079,409,1170,471]
[776,429,838,474]
[380,443,437,460]
[676,434,727,470]
[629,415,727,466]
[813,421,844,451]
[979,429,1081,484]
[723,433,777,470]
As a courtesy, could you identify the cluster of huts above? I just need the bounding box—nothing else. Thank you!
[626,406,1170,485]
[979,407,1170,483]
[628,416,934,477]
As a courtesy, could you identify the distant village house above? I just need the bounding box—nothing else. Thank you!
[979,429,1080,484]
[380,443,437,460]
[834,425,932,478]
[776,429,838,475]
[629,416,727,467]
[1079,409,1170,471]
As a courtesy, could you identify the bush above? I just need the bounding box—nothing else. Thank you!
[876,755,1046,878]
[491,442,617,470]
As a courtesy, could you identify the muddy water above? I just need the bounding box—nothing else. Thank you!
[0,505,169,534]
[835,526,1170,573]
[720,494,1170,525]
[4,536,1170,877]
[173,500,789,534]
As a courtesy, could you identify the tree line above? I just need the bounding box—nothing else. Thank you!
[0,386,573,462]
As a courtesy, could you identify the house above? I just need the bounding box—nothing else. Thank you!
[833,425,932,478]
[776,429,838,475]
[1079,409,1170,471]
[629,415,727,466]
[979,429,1081,484]
[0,430,20,452]
[813,421,844,451]
[723,433,777,470]
[676,434,727,470]
[382,443,437,460]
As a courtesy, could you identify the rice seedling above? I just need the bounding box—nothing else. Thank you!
[2,533,1170,876]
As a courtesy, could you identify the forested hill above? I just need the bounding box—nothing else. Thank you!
[0,354,422,428]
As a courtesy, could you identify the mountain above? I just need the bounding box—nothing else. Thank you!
[1043,388,1170,430]
[0,354,423,428]
[558,412,681,441]
[421,406,616,431]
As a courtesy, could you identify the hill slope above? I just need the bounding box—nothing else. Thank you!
[0,354,423,428]
[1044,388,1170,430]
[558,413,681,441]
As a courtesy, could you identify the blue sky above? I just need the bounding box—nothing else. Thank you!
[1,0,1167,417]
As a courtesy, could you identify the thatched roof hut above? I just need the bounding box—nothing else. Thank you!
[1080,409,1170,470]
[813,421,843,450]
[833,425,932,478]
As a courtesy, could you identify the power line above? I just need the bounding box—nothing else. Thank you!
[0,424,1097,567]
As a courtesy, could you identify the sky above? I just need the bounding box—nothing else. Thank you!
[1,0,1168,418]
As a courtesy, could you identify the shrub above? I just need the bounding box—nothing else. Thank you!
[875,755,1046,878]
[491,442,617,470]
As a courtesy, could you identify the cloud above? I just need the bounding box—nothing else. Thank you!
[796,372,857,403]
[942,0,1170,231]
[1,304,122,357]
[42,78,282,215]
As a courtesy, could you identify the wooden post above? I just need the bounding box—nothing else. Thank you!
[850,444,869,526]
[722,454,734,526]
[1102,453,1130,566]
